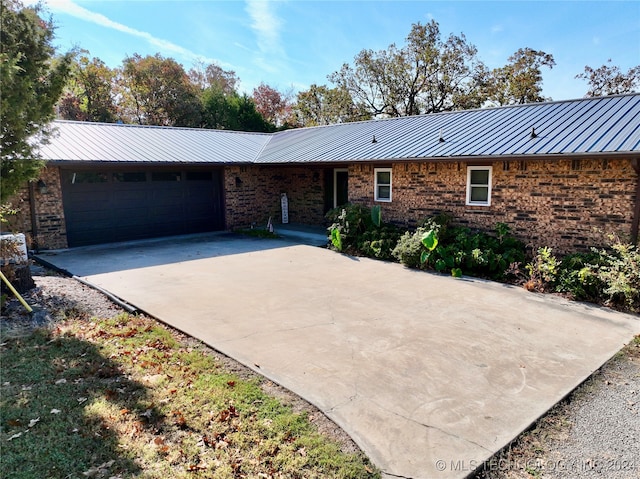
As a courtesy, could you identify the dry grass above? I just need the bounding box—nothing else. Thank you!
[1,312,379,479]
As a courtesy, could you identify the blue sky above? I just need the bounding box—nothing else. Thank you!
[38,0,640,101]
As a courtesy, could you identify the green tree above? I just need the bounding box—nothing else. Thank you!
[58,52,117,122]
[0,0,72,202]
[485,48,555,106]
[576,59,640,97]
[329,20,486,117]
[294,84,368,126]
[117,53,202,127]
[201,86,273,132]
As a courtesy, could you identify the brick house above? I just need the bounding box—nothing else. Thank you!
[6,93,640,253]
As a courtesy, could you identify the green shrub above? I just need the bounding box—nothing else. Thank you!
[392,217,525,280]
[592,240,640,312]
[555,251,605,301]
[326,203,402,260]
[542,236,639,313]
[524,246,559,292]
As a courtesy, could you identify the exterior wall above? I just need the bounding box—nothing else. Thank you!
[5,158,636,254]
[224,165,327,229]
[3,166,68,250]
[349,158,638,253]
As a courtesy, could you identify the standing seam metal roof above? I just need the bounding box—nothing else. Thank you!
[40,94,640,165]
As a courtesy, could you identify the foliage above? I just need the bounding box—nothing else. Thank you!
[295,84,369,126]
[589,240,640,312]
[1,311,379,478]
[326,203,402,260]
[392,216,525,280]
[526,237,639,313]
[329,20,486,117]
[555,251,606,302]
[576,59,640,97]
[118,53,202,127]
[485,48,556,106]
[201,86,275,132]
[188,60,239,93]
[58,52,117,122]
[0,0,72,202]
[524,246,559,292]
[252,83,295,128]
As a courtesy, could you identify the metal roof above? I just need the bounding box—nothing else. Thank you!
[257,94,640,163]
[40,94,640,165]
[39,121,271,164]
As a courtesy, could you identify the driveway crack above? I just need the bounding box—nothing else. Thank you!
[372,400,492,453]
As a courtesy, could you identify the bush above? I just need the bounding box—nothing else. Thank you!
[326,203,402,260]
[524,246,559,292]
[392,216,525,280]
[550,236,639,313]
[555,251,605,301]
[591,240,640,312]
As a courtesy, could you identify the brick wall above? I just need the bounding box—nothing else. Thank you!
[224,165,327,229]
[348,158,638,253]
[5,158,636,254]
[3,166,68,250]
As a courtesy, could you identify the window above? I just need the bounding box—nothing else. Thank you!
[152,171,182,181]
[466,166,492,206]
[374,168,392,202]
[186,171,213,181]
[114,172,146,182]
[70,172,108,184]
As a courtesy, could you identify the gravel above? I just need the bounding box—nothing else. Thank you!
[3,266,639,478]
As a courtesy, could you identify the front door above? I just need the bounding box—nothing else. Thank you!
[334,168,348,208]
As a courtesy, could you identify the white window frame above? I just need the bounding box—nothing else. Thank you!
[374,167,393,202]
[466,166,492,206]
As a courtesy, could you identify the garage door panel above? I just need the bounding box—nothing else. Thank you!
[61,168,224,247]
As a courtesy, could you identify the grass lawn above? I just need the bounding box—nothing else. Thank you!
[1,312,379,479]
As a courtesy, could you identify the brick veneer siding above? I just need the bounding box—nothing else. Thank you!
[224,165,327,229]
[349,158,638,253]
[3,166,68,250]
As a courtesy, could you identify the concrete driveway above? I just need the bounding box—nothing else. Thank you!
[36,233,640,479]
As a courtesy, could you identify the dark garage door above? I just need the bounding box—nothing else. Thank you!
[61,168,224,247]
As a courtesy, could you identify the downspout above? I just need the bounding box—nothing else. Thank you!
[631,158,640,245]
[28,181,39,252]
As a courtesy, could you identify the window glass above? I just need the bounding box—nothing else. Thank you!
[152,172,182,181]
[114,172,146,182]
[377,171,391,185]
[71,172,108,184]
[470,169,489,185]
[378,185,391,199]
[186,171,213,181]
[470,186,489,202]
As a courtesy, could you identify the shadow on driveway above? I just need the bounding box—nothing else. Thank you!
[35,232,307,277]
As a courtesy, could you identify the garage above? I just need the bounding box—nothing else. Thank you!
[60,167,224,247]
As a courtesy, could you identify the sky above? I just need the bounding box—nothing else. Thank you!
[35,0,640,101]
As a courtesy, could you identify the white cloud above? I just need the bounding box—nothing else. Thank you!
[245,0,285,57]
[42,0,218,65]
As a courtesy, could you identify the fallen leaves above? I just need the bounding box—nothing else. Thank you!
[82,459,115,477]
[218,405,239,423]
